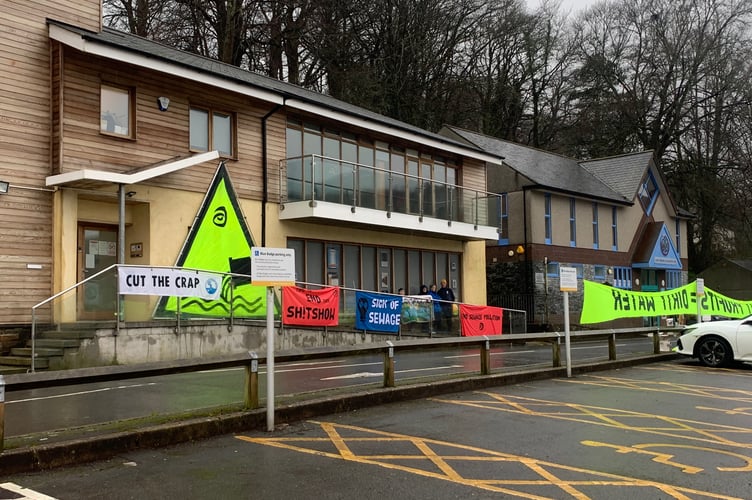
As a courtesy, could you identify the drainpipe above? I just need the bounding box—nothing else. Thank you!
[261,103,285,247]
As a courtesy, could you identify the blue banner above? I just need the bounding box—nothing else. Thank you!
[355,291,402,333]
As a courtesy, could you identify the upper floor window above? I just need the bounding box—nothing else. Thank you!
[569,198,576,247]
[592,202,599,249]
[638,170,660,215]
[100,84,133,138]
[499,193,509,244]
[611,206,618,251]
[544,194,552,244]
[190,106,234,157]
[675,219,681,257]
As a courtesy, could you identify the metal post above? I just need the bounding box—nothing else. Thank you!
[266,286,275,431]
[384,341,395,387]
[245,351,259,409]
[608,333,616,360]
[564,291,572,378]
[31,309,36,373]
[653,329,661,354]
[480,337,491,375]
[0,375,5,452]
[552,338,561,367]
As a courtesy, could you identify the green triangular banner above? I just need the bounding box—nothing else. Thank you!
[154,162,275,318]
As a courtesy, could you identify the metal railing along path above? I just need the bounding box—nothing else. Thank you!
[0,326,677,452]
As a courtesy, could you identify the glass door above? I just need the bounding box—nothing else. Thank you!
[78,224,119,320]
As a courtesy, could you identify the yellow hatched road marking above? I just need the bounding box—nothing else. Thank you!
[557,375,752,403]
[430,392,752,448]
[236,421,742,499]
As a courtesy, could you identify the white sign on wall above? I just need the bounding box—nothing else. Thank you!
[559,266,578,292]
[118,267,222,299]
[251,247,296,286]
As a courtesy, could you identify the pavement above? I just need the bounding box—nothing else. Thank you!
[0,351,679,475]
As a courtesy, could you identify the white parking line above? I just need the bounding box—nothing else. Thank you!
[0,483,57,500]
[321,365,463,380]
[6,383,157,404]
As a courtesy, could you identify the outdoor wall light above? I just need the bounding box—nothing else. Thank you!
[507,250,515,257]
[0,180,9,194]
[157,96,170,111]
[515,245,525,254]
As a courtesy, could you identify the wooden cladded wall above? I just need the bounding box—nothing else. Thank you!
[1,1,100,325]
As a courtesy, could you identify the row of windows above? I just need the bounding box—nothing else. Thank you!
[545,263,633,289]
[100,84,235,157]
[543,194,619,251]
[545,263,683,291]
[287,239,461,299]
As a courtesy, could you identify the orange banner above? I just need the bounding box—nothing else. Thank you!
[282,286,340,327]
[459,304,503,336]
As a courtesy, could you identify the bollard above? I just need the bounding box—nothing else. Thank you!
[0,375,5,452]
[383,341,395,388]
[245,352,259,409]
[552,338,561,367]
[653,330,661,354]
[480,337,491,375]
[608,334,617,360]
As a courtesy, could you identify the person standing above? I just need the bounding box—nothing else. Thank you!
[428,284,442,333]
[437,279,455,332]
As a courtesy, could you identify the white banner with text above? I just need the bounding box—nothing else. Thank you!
[118,267,222,299]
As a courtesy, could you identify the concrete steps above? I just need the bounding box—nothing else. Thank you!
[0,328,92,372]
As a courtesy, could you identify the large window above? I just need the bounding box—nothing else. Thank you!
[544,194,552,245]
[100,84,133,138]
[288,238,460,299]
[638,170,660,215]
[190,106,234,157]
[611,206,618,251]
[285,119,458,218]
[569,198,576,247]
[675,219,681,257]
[592,202,599,249]
[499,193,509,244]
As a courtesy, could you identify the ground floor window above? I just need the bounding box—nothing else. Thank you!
[287,238,461,298]
[613,266,632,289]
[665,270,681,289]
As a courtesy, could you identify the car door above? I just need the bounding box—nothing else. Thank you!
[734,318,752,360]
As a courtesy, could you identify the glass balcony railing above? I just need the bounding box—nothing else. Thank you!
[280,154,503,229]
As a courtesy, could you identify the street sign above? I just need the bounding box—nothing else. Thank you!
[560,266,578,292]
[251,247,296,286]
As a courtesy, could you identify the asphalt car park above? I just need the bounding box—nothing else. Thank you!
[3,358,752,499]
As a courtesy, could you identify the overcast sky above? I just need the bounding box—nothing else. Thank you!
[525,0,602,15]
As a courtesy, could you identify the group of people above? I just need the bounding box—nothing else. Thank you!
[399,279,455,332]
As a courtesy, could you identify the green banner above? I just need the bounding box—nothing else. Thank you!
[580,280,752,324]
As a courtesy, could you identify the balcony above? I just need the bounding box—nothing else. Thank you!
[279,155,502,240]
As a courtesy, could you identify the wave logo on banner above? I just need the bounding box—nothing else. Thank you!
[459,304,503,336]
[282,286,340,327]
[355,291,402,334]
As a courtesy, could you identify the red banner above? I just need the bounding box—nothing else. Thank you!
[282,286,340,327]
[459,304,503,336]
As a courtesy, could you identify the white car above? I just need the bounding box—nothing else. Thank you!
[674,315,752,367]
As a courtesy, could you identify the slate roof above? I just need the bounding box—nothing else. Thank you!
[579,152,654,201]
[443,126,632,204]
[48,20,492,160]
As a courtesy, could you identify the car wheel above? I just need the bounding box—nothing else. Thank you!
[697,336,733,368]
